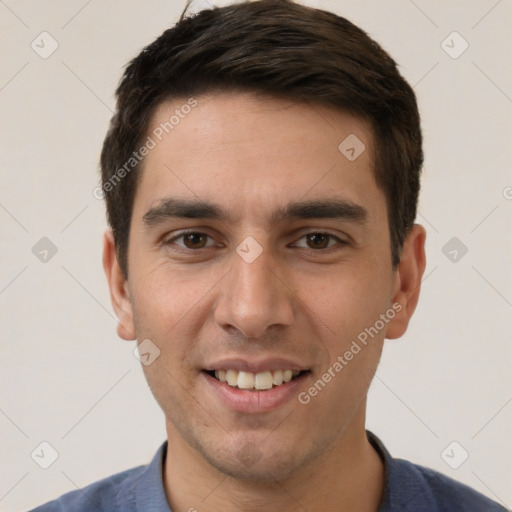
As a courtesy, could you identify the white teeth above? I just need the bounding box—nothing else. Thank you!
[237,371,255,389]
[272,370,284,386]
[226,369,238,386]
[211,369,302,390]
[254,371,273,390]
[218,369,226,382]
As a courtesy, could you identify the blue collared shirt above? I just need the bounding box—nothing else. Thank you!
[30,431,507,511]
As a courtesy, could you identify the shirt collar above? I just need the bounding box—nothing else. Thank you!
[134,440,172,511]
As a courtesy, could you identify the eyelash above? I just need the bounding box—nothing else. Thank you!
[163,230,348,252]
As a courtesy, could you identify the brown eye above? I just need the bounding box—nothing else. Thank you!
[306,233,330,249]
[183,233,208,249]
[165,231,216,250]
[294,232,344,250]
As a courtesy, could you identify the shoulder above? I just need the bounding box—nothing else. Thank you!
[366,431,507,512]
[28,442,169,512]
[385,456,507,512]
[28,464,145,512]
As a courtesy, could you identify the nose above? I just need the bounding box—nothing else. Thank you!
[214,243,295,339]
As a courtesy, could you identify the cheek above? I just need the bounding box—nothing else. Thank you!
[297,262,392,343]
[131,261,215,329]
[129,262,227,374]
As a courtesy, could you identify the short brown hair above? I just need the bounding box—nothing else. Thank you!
[100,0,423,276]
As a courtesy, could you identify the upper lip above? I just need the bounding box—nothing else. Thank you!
[203,357,309,373]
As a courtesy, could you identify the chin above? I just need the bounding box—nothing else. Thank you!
[202,450,305,483]
[191,431,326,483]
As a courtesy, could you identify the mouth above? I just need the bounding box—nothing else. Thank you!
[201,357,312,413]
[203,369,309,391]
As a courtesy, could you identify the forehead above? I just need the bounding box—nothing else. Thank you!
[133,92,384,227]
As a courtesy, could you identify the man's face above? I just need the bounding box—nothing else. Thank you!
[118,93,403,480]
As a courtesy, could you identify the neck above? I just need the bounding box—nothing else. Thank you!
[163,408,385,512]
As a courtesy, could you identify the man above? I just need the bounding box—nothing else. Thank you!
[31,1,506,511]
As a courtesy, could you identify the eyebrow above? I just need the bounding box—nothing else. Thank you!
[142,197,368,228]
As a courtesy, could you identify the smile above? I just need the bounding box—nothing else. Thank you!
[202,367,311,413]
[208,369,304,391]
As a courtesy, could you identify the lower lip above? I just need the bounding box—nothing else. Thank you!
[201,371,310,413]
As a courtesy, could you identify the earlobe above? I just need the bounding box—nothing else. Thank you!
[102,230,136,340]
[385,224,426,340]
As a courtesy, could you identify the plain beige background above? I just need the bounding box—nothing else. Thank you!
[1,0,511,510]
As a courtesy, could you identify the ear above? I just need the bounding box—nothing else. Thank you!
[102,230,136,340]
[385,224,426,339]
